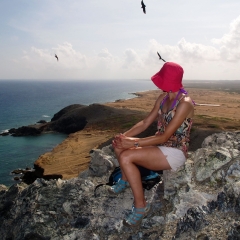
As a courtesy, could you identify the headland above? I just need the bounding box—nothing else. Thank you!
[28,80,240,182]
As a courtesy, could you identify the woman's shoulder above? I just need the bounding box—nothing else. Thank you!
[178,95,194,117]
[181,94,194,105]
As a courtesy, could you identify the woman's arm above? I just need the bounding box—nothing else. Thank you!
[115,98,194,149]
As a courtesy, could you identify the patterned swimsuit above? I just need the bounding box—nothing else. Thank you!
[157,92,193,157]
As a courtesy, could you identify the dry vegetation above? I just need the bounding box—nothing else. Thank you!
[35,82,240,180]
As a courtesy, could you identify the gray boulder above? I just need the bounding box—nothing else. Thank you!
[0,132,240,240]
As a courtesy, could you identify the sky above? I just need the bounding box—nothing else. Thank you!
[1,0,240,81]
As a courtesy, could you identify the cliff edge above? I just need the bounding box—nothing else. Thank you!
[0,131,240,239]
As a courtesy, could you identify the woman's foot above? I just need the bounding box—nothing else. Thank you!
[108,179,129,195]
[123,202,152,228]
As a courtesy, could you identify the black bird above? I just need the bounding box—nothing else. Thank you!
[55,54,58,61]
[157,52,166,62]
[141,0,146,14]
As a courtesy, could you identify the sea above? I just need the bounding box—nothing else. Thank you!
[0,79,157,186]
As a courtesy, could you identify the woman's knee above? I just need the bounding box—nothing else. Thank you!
[118,151,132,165]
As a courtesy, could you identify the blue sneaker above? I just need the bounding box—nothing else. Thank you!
[108,179,129,195]
[123,202,152,228]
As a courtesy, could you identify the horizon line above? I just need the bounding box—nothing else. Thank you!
[0,79,240,81]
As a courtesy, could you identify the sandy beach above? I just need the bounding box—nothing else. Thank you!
[35,83,240,180]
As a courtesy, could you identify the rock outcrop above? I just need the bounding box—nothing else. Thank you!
[48,104,87,134]
[8,126,42,136]
[3,104,88,136]
[1,103,143,136]
[0,131,240,239]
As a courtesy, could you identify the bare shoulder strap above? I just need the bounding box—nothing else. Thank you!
[171,88,196,108]
[160,93,169,108]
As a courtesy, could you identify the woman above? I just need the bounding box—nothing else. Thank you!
[110,62,194,228]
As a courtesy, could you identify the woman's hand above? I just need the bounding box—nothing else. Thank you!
[112,133,122,148]
[112,134,139,149]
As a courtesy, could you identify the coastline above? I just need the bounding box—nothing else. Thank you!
[32,87,240,181]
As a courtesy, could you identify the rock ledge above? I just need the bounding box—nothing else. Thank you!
[0,131,240,239]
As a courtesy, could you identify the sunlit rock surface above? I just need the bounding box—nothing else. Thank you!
[0,132,240,239]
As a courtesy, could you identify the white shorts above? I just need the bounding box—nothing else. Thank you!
[158,146,186,171]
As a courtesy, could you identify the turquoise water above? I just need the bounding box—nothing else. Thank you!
[0,79,156,186]
[0,133,67,186]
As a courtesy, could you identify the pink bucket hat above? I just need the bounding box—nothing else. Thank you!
[151,62,184,92]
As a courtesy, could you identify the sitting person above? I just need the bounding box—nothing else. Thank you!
[109,62,195,228]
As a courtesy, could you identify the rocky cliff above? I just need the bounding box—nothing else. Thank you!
[2,103,144,136]
[0,131,240,239]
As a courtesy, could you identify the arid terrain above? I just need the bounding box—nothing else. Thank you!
[34,80,240,180]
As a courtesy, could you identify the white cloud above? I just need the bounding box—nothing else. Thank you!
[177,38,220,62]
[212,16,240,48]
[122,49,143,69]
[27,42,88,71]
[212,16,240,61]
[97,48,112,59]
[2,14,240,80]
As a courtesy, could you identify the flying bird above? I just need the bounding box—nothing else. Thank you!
[141,0,146,14]
[157,52,166,62]
[55,54,59,61]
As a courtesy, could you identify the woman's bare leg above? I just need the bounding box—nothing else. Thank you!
[117,146,171,208]
[114,147,128,181]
